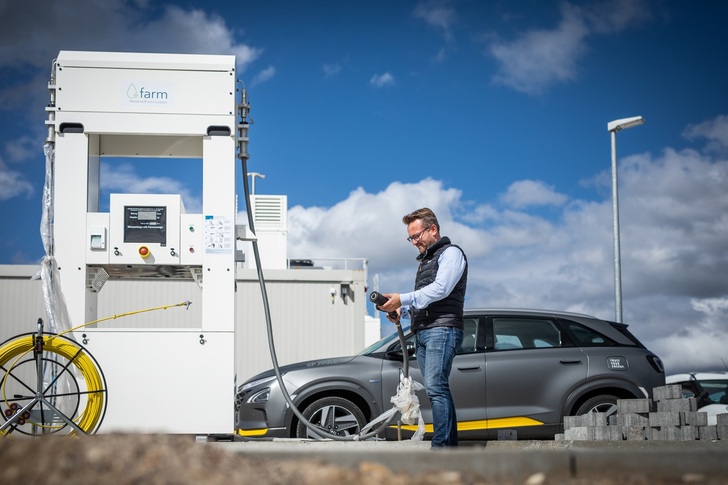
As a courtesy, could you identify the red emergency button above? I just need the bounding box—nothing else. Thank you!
[138,246,150,258]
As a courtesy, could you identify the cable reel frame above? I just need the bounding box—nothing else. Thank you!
[0,318,108,437]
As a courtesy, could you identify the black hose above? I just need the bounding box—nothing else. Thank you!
[369,291,409,379]
[236,84,409,441]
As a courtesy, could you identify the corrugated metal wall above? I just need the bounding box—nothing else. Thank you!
[96,279,203,329]
[0,265,367,384]
[0,266,46,339]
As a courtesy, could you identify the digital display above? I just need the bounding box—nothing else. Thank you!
[124,206,167,244]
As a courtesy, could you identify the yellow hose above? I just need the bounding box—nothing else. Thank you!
[0,301,190,437]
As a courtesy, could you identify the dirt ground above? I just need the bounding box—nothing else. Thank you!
[0,434,725,485]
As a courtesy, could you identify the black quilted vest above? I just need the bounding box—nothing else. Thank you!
[411,236,467,333]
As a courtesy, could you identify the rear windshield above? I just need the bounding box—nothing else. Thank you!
[561,320,616,346]
[610,322,645,347]
[699,379,728,405]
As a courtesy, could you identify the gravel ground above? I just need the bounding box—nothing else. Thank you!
[0,434,726,484]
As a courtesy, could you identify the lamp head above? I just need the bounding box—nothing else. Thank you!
[608,116,645,132]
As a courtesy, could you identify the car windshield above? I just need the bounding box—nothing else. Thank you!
[357,326,411,356]
[698,379,728,404]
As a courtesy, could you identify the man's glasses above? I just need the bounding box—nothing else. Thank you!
[407,226,430,243]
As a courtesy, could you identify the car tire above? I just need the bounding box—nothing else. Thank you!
[574,394,619,417]
[296,396,367,439]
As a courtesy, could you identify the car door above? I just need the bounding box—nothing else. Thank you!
[379,317,487,439]
[484,316,588,438]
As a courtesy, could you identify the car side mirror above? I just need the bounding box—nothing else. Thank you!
[386,344,415,360]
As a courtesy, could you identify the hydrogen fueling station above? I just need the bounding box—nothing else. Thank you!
[1,51,244,435]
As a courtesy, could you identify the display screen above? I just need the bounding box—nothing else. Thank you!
[123,206,167,244]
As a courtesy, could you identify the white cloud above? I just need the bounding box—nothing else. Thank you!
[583,0,653,34]
[490,4,589,94]
[0,158,33,201]
[287,117,728,372]
[251,66,276,86]
[692,297,728,314]
[0,0,262,202]
[649,297,728,372]
[0,136,36,200]
[0,1,260,70]
[289,179,466,267]
[683,114,728,154]
[489,0,652,94]
[4,136,36,163]
[500,180,568,208]
[0,0,261,121]
[414,0,457,41]
[323,63,343,78]
[100,162,202,213]
[369,72,395,88]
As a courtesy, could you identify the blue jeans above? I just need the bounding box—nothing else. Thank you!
[415,326,463,448]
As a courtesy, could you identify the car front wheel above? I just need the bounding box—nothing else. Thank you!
[575,394,619,418]
[296,396,366,439]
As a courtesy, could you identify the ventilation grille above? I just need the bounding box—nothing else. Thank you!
[252,195,287,230]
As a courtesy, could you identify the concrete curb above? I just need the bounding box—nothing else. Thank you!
[213,439,728,481]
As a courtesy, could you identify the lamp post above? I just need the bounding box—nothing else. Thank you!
[607,116,645,323]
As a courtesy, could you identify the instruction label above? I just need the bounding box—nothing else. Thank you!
[204,215,233,254]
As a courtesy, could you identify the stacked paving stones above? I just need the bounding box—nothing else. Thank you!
[557,384,728,441]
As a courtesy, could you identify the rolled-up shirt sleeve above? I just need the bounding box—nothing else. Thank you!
[399,246,466,318]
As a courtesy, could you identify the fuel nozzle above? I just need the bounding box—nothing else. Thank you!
[369,291,399,320]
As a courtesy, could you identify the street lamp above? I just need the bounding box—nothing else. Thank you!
[247,172,266,195]
[607,116,645,323]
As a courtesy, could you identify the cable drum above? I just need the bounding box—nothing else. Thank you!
[0,333,107,436]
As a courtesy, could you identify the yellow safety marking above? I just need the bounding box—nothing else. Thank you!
[396,416,543,433]
[236,428,269,437]
[235,416,544,438]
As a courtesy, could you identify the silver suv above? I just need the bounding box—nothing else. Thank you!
[236,309,665,440]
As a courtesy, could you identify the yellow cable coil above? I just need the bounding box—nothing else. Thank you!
[0,301,190,437]
[0,334,106,436]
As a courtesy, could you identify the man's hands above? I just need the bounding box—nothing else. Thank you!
[378,293,402,322]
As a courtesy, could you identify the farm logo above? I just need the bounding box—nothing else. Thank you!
[125,82,171,105]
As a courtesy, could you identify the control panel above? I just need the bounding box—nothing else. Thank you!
[108,193,185,265]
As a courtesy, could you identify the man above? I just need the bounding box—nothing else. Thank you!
[378,207,467,448]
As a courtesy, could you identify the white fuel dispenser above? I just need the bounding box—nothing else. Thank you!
[47,51,240,434]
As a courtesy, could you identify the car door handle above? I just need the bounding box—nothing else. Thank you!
[457,365,481,371]
[560,359,582,365]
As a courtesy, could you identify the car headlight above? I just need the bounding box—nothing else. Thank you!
[248,388,270,404]
[240,375,276,393]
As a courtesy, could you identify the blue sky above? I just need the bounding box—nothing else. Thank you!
[1,0,727,373]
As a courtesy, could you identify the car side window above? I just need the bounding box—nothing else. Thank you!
[492,318,562,351]
[398,318,480,358]
[458,318,479,354]
[562,321,616,346]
